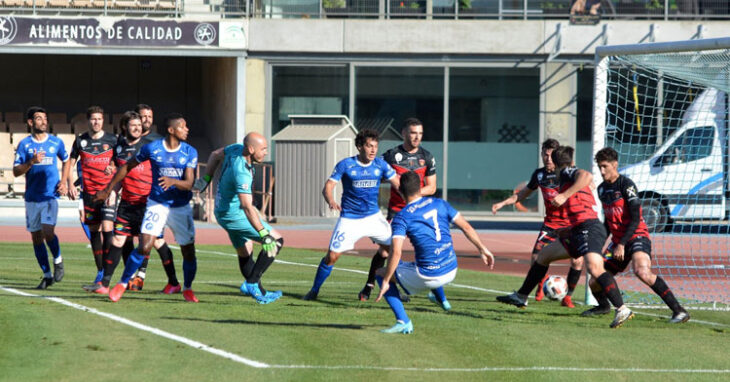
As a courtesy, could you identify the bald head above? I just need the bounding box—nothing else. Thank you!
[243,132,268,164]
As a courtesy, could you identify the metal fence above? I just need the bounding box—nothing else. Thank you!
[1,0,729,19]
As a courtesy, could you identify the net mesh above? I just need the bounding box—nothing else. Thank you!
[601,50,730,309]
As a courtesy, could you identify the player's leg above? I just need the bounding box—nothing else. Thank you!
[303,217,361,300]
[166,204,198,302]
[361,247,387,301]
[155,236,181,293]
[78,197,92,242]
[40,199,63,283]
[531,227,556,302]
[109,232,155,302]
[581,276,612,316]
[562,256,584,308]
[84,232,127,295]
[631,245,689,323]
[27,201,53,288]
[497,239,569,307]
[374,265,413,334]
[101,203,116,275]
[83,193,105,284]
[245,227,284,303]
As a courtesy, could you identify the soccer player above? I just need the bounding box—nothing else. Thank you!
[94,113,199,303]
[61,106,117,285]
[195,133,284,304]
[492,139,584,308]
[497,146,635,328]
[587,147,689,323]
[124,103,177,291]
[358,118,443,306]
[13,107,70,289]
[375,171,495,333]
[302,129,399,301]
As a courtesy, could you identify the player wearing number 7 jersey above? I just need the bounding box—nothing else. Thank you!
[375,171,495,334]
[302,129,400,301]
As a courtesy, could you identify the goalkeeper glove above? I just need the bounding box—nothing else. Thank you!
[193,174,212,192]
[258,228,277,256]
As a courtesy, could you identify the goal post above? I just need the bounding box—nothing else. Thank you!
[591,38,730,310]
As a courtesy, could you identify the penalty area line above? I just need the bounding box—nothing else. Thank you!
[0,285,269,369]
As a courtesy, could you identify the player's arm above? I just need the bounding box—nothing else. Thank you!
[492,186,534,214]
[452,214,495,269]
[386,173,400,193]
[322,179,341,211]
[376,236,404,302]
[421,174,437,196]
[193,146,224,192]
[94,158,139,202]
[237,191,278,254]
[12,151,44,177]
[553,169,592,207]
[58,157,71,197]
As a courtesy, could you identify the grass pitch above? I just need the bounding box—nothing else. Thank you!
[1,241,728,381]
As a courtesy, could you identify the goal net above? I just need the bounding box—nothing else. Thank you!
[593,39,730,310]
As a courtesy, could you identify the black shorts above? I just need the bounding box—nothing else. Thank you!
[532,225,565,255]
[114,200,145,237]
[604,236,652,274]
[82,192,105,226]
[560,219,607,259]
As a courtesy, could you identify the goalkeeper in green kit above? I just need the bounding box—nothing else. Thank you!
[195,132,283,304]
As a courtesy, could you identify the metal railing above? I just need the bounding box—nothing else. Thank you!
[1,0,729,20]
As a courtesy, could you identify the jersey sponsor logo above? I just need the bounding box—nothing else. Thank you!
[433,241,453,255]
[38,157,54,166]
[242,183,249,191]
[159,167,183,178]
[605,205,623,217]
[352,179,377,188]
[406,197,434,213]
[83,156,110,164]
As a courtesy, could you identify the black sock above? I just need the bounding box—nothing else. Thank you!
[366,252,386,286]
[650,276,683,313]
[138,255,149,278]
[517,263,549,296]
[90,231,103,271]
[102,245,123,287]
[566,267,581,297]
[102,231,113,260]
[238,255,254,279]
[157,244,179,286]
[596,272,624,308]
[248,250,275,284]
[591,287,611,308]
[122,239,134,264]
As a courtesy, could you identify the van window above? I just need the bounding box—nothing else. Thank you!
[658,126,715,165]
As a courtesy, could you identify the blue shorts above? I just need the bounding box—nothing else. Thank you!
[216,210,273,249]
[25,199,58,232]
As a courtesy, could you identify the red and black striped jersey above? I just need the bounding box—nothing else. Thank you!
[598,175,649,244]
[526,167,570,230]
[70,132,117,193]
[382,145,436,212]
[558,166,599,225]
[114,136,152,205]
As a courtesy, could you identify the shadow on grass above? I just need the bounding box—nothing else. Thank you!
[161,316,373,330]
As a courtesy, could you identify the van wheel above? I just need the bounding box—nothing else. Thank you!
[641,199,669,233]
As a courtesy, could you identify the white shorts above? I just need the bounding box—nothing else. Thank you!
[328,212,391,252]
[395,262,457,295]
[25,199,59,232]
[141,200,195,246]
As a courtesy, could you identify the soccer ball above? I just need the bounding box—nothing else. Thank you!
[543,275,568,301]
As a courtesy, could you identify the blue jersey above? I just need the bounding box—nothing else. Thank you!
[329,156,395,218]
[214,144,252,216]
[391,197,460,277]
[14,135,68,202]
[135,139,198,208]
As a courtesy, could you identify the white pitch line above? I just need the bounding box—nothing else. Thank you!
[185,246,730,328]
[0,285,269,369]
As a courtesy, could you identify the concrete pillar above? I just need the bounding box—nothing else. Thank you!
[541,62,577,148]
[244,58,266,138]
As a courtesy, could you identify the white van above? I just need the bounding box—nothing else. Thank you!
[619,88,727,232]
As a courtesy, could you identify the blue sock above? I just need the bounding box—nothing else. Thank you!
[376,276,410,323]
[47,235,61,260]
[81,222,92,241]
[182,258,197,289]
[94,270,104,283]
[120,249,146,284]
[311,257,333,293]
[33,244,51,277]
[431,286,447,303]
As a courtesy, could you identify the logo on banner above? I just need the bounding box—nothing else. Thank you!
[0,17,18,45]
[193,23,215,45]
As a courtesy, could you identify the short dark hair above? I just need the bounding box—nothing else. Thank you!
[164,113,185,131]
[403,118,423,130]
[398,171,421,198]
[26,106,47,121]
[355,128,379,147]
[551,146,574,168]
[541,138,560,152]
[595,147,619,163]
[119,111,141,132]
[135,104,152,114]
[86,106,104,119]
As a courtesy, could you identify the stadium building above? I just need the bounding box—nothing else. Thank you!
[1,2,728,218]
